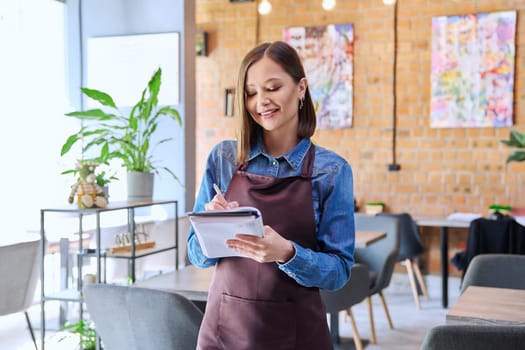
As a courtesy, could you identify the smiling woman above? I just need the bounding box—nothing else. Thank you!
[0,0,72,239]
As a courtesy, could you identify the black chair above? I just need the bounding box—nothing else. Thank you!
[320,263,370,350]
[451,216,525,278]
[420,324,525,350]
[378,212,429,309]
[460,253,525,293]
[354,214,400,344]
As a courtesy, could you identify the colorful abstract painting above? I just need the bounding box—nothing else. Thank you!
[284,24,354,129]
[430,11,516,128]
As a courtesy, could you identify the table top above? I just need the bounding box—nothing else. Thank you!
[414,215,471,228]
[135,230,385,301]
[135,265,212,301]
[446,286,525,326]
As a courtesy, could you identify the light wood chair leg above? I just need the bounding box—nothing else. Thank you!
[413,260,430,300]
[367,296,377,344]
[347,308,364,350]
[404,258,421,309]
[379,291,394,329]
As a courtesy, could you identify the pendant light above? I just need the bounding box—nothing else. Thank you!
[383,0,396,4]
[258,0,272,15]
[322,0,336,11]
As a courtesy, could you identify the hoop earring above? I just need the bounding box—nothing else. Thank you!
[299,98,304,110]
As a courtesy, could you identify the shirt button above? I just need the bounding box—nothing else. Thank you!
[272,160,277,166]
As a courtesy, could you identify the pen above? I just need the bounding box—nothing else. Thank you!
[213,183,227,204]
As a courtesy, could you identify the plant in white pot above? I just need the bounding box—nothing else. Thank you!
[61,67,182,202]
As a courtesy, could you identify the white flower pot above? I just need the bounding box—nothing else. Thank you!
[127,172,154,202]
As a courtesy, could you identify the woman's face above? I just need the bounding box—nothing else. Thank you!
[245,56,306,136]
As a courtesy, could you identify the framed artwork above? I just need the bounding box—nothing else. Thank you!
[196,31,208,57]
[430,11,516,128]
[225,88,235,117]
[284,23,354,129]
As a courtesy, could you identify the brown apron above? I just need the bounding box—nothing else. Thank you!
[197,144,332,350]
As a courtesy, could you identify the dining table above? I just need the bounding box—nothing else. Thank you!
[446,286,525,326]
[414,216,471,308]
[135,229,386,298]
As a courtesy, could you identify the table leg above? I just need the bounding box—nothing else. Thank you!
[440,227,448,308]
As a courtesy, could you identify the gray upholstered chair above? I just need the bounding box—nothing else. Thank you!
[354,214,400,344]
[460,253,525,293]
[0,239,41,350]
[420,324,525,350]
[378,212,429,309]
[84,284,204,350]
[320,263,370,350]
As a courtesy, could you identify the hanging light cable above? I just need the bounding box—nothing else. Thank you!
[258,0,272,15]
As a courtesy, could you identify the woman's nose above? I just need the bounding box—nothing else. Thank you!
[257,94,270,107]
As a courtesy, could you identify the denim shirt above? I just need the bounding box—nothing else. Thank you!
[187,138,355,291]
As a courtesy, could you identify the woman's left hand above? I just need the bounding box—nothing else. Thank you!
[226,225,295,263]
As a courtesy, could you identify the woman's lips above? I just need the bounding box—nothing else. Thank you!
[259,108,279,118]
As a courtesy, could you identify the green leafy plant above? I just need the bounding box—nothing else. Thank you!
[60,67,182,182]
[501,129,525,163]
[60,319,97,350]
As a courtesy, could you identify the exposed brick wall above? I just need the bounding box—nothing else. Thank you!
[196,0,525,274]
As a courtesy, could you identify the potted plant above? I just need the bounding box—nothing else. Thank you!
[500,129,525,213]
[60,67,182,201]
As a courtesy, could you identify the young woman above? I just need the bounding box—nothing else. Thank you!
[187,41,355,350]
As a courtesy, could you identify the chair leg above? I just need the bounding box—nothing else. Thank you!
[404,258,421,309]
[412,260,430,300]
[346,308,364,350]
[366,296,377,344]
[24,311,38,350]
[378,291,394,330]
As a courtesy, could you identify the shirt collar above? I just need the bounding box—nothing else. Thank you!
[248,136,311,170]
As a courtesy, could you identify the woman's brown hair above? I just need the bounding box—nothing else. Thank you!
[234,41,316,164]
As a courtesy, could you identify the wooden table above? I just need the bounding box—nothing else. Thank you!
[414,216,471,308]
[136,230,385,297]
[447,286,525,326]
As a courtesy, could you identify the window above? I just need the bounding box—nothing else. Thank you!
[0,0,76,239]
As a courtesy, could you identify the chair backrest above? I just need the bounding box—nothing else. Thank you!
[354,214,400,294]
[83,284,204,350]
[420,324,525,350]
[460,254,525,293]
[377,212,424,261]
[320,263,370,313]
[458,217,525,275]
[83,284,135,350]
[0,239,41,316]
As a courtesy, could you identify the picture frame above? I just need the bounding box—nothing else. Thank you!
[196,31,208,57]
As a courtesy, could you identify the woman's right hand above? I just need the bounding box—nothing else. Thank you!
[204,193,239,211]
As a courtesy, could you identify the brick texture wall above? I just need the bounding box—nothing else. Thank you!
[196,0,525,275]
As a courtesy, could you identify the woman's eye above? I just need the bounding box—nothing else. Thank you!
[267,86,280,92]
[246,91,256,97]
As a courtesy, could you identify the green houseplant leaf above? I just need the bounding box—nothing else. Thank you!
[60,67,182,184]
[501,129,525,164]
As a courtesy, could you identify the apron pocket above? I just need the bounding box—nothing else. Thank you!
[218,293,296,350]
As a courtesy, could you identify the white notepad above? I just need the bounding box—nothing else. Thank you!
[188,207,264,258]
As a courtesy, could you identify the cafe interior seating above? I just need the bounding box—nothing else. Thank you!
[320,263,370,350]
[354,214,400,344]
[419,324,525,350]
[378,212,429,309]
[0,239,41,350]
[460,253,525,293]
[84,284,204,350]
